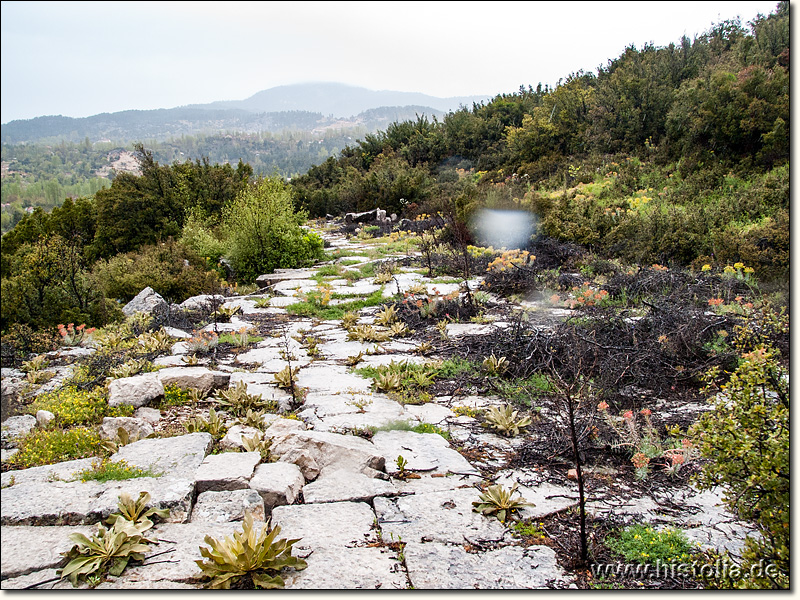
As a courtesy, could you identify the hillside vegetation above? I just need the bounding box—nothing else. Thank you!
[0,2,789,337]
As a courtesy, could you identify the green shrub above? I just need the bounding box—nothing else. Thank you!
[689,346,789,588]
[91,239,220,303]
[606,524,693,566]
[31,386,129,426]
[9,427,103,468]
[411,422,450,439]
[222,177,324,283]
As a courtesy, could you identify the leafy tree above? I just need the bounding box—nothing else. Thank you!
[690,344,788,588]
[222,177,323,283]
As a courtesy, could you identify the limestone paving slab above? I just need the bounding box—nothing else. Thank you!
[190,489,265,523]
[1,476,195,525]
[249,462,305,511]
[374,487,507,545]
[270,430,385,475]
[156,367,230,394]
[271,501,376,548]
[372,430,480,476]
[194,451,262,493]
[295,363,372,393]
[302,468,398,504]
[281,546,407,590]
[111,432,212,478]
[403,542,569,589]
[117,521,246,584]
[0,525,95,579]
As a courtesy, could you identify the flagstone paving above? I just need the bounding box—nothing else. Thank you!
[0,225,752,590]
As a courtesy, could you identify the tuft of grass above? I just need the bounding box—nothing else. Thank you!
[74,458,159,483]
[287,288,385,319]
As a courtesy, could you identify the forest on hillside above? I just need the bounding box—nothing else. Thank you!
[0,1,789,336]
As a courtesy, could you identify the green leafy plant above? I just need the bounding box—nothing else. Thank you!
[184,408,227,438]
[215,381,275,416]
[414,341,434,355]
[241,431,271,461]
[375,304,398,326]
[688,345,789,588]
[484,404,532,437]
[411,422,450,439]
[482,353,509,375]
[186,330,219,354]
[195,513,308,589]
[74,459,157,483]
[214,305,242,322]
[341,311,359,329]
[32,386,125,427]
[606,524,693,566]
[389,322,409,338]
[136,329,173,354]
[58,492,166,587]
[472,483,533,523]
[347,324,389,343]
[59,520,152,587]
[345,351,365,366]
[236,409,267,429]
[8,427,102,468]
[273,365,299,390]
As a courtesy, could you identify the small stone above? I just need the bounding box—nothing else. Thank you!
[1,415,37,448]
[35,410,56,428]
[249,462,305,511]
[108,373,164,408]
[195,451,261,493]
[190,489,265,523]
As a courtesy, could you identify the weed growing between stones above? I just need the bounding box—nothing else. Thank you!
[195,513,307,589]
[73,458,159,483]
[7,426,103,469]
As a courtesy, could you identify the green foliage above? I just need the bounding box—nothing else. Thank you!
[214,381,275,417]
[288,288,385,320]
[483,404,532,437]
[183,408,227,438]
[222,177,324,283]
[91,238,219,303]
[30,386,122,426]
[9,426,102,468]
[272,366,299,391]
[75,459,158,483]
[58,491,167,587]
[410,422,450,439]
[195,513,307,589]
[161,384,194,407]
[472,483,533,523]
[606,524,693,566]
[59,520,152,587]
[241,431,272,461]
[689,346,788,588]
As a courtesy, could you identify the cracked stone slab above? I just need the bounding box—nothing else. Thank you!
[1,457,96,488]
[302,468,398,504]
[190,489,265,523]
[249,462,305,511]
[0,568,78,590]
[371,430,479,476]
[111,432,212,478]
[403,542,569,589]
[374,487,507,545]
[194,451,262,493]
[156,367,230,394]
[295,364,372,393]
[119,522,247,584]
[270,430,385,475]
[0,525,95,579]
[281,546,407,589]
[271,501,376,548]
[1,476,195,525]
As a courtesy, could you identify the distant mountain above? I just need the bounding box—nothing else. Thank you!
[190,82,490,117]
[1,83,491,145]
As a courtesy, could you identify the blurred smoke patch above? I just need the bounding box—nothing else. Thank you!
[470,209,535,249]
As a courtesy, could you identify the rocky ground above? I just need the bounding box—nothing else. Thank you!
[0,223,751,590]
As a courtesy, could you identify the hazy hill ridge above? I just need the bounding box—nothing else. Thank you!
[1,83,491,144]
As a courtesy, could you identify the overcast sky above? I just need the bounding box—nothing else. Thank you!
[0,0,782,123]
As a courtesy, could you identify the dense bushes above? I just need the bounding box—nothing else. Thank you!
[92,239,220,303]
[222,177,324,283]
[690,343,789,588]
